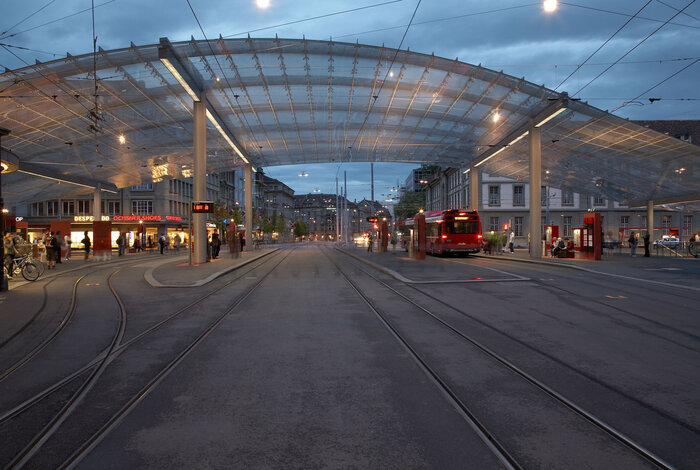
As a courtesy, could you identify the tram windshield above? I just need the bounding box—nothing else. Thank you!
[445,221,479,234]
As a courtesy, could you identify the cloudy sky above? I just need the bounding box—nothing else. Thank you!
[1,0,698,202]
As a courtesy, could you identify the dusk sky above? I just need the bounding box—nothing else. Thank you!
[1,0,698,202]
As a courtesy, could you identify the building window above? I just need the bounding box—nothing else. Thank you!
[31,202,44,216]
[488,185,500,206]
[563,216,572,237]
[514,216,523,237]
[132,200,153,215]
[620,216,629,229]
[561,190,574,207]
[47,200,59,217]
[77,200,90,215]
[641,215,648,229]
[62,200,74,216]
[683,215,693,237]
[131,183,153,191]
[593,195,606,207]
[107,201,120,215]
[489,216,499,232]
[662,215,672,234]
[513,185,525,206]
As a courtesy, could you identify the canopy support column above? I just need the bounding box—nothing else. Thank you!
[469,166,479,211]
[93,183,102,221]
[193,99,207,264]
[647,200,654,242]
[245,163,253,250]
[529,125,542,259]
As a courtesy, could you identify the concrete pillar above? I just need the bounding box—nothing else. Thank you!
[193,99,207,264]
[245,163,253,250]
[647,200,654,241]
[469,166,479,211]
[93,184,102,221]
[529,125,542,259]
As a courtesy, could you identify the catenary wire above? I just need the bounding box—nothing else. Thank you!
[611,57,700,112]
[0,0,116,40]
[561,1,700,30]
[572,0,697,97]
[554,1,653,91]
[0,0,57,37]
[223,0,404,38]
[339,0,422,178]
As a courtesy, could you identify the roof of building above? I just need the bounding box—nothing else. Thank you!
[1,37,699,208]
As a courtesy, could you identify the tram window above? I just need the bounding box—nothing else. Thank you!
[446,221,479,234]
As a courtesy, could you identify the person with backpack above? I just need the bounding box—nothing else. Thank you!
[158,234,166,254]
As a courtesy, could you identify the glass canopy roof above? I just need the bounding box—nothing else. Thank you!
[1,37,698,207]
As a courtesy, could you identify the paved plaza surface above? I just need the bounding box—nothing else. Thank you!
[0,243,698,469]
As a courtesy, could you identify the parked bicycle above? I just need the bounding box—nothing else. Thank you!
[4,254,41,281]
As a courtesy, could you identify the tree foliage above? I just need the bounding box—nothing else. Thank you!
[393,191,425,220]
[293,219,308,238]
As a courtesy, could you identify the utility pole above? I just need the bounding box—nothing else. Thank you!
[1,127,11,292]
[335,177,339,244]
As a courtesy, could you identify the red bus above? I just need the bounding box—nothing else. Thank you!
[399,209,482,255]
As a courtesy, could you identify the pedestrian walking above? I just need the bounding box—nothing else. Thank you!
[390,233,397,254]
[174,233,181,252]
[81,231,91,260]
[55,230,63,263]
[239,231,245,252]
[158,234,166,254]
[508,228,515,253]
[367,235,374,252]
[64,232,72,261]
[643,232,650,257]
[628,231,637,257]
[134,237,142,252]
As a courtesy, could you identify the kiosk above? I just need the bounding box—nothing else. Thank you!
[582,213,602,260]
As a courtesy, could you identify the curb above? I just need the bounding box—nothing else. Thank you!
[145,249,278,288]
[336,248,529,284]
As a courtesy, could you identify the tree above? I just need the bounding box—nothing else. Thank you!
[210,201,230,241]
[259,210,274,240]
[275,213,288,240]
[394,191,425,220]
[293,219,308,239]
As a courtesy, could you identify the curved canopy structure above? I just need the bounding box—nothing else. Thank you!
[1,37,699,206]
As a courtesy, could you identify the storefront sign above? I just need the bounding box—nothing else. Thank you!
[74,215,110,222]
[15,216,24,222]
[73,215,183,223]
[192,201,214,213]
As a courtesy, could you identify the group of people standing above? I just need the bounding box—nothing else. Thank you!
[627,231,651,257]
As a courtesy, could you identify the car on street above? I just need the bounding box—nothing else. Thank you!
[652,236,680,249]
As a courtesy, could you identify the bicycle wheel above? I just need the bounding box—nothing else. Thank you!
[21,262,40,281]
[32,258,46,276]
[689,242,697,258]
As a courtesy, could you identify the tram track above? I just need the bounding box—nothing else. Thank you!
[55,248,292,470]
[0,249,290,469]
[327,247,677,470]
[455,257,700,348]
[0,249,281,426]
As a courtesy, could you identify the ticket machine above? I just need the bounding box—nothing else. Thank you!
[582,213,602,260]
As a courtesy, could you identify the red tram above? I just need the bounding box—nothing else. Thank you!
[399,209,482,255]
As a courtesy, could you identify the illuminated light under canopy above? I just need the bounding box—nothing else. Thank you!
[543,0,558,12]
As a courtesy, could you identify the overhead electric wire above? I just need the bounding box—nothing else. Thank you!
[333,3,538,40]
[647,0,700,23]
[184,0,265,157]
[0,0,116,40]
[554,0,653,91]
[223,0,404,38]
[1,0,57,37]
[561,1,700,30]
[611,57,700,112]
[339,0,422,177]
[572,0,697,97]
